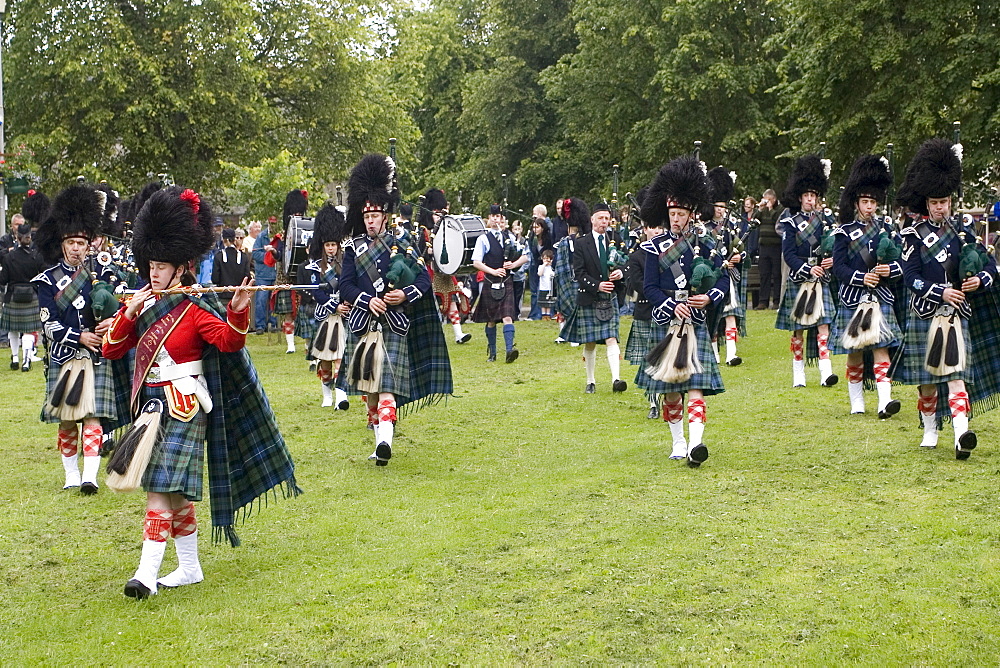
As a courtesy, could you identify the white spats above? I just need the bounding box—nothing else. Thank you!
[128,539,167,597]
[157,532,204,588]
[335,387,350,410]
[321,382,334,407]
[62,454,81,489]
[818,358,837,386]
[920,413,938,448]
[725,338,738,364]
[688,419,705,448]
[848,382,865,414]
[81,455,101,489]
[285,333,296,353]
[792,359,806,387]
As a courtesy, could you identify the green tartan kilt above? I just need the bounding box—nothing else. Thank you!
[41,355,119,425]
[140,384,206,501]
[294,308,317,340]
[338,327,413,398]
[0,297,42,332]
[272,288,293,315]
[775,278,835,331]
[892,310,972,386]
[472,276,516,323]
[563,296,620,344]
[721,270,748,320]
[624,317,657,365]
[830,299,903,355]
[634,320,725,396]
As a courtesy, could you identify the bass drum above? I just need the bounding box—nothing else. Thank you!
[284,215,315,278]
[432,214,486,275]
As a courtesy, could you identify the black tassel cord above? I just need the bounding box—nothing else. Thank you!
[105,423,148,475]
[645,330,674,367]
[64,370,86,407]
[50,370,72,407]
[944,316,960,367]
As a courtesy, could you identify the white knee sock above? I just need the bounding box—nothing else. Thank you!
[8,332,19,360]
[606,343,621,381]
[583,347,597,384]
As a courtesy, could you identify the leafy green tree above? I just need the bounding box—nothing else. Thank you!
[221,150,318,222]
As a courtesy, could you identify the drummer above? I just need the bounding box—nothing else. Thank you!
[424,189,472,344]
[471,204,527,362]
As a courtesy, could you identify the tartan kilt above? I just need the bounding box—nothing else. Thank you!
[721,270,748,320]
[830,299,903,355]
[775,279,835,331]
[624,317,661,365]
[0,297,42,332]
[140,384,207,501]
[472,276,516,323]
[563,296,620,344]
[892,310,972,386]
[41,355,119,424]
[272,288,293,315]
[338,327,412,397]
[634,320,725,396]
[294,308,317,340]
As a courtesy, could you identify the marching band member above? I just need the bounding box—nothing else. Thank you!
[893,138,997,458]
[471,204,526,363]
[565,202,628,393]
[33,185,123,493]
[276,189,308,353]
[775,154,839,388]
[623,200,665,418]
[301,201,350,409]
[1,222,44,372]
[639,156,728,466]
[338,154,453,466]
[830,154,903,418]
[704,167,748,366]
[552,198,589,344]
[422,188,471,344]
[102,186,299,599]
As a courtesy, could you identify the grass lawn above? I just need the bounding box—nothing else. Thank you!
[2,309,999,663]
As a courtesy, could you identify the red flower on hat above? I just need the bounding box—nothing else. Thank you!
[301,189,308,198]
[561,199,571,219]
[27,189,36,196]
[180,188,200,215]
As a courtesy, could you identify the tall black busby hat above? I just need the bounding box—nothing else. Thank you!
[35,185,105,265]
[781,154,830,212]
[641,156,710,226]
[310,201,347,260]
[347,154,399,237]
[283,189,309,230]
[707,167,736,205]
[131,186,216,281]
[21,190,50,228]
[95,183,123,238]
[561,197,591,235]
[838,154,892,224]
[419,188,448,229]
[895,138,962,216]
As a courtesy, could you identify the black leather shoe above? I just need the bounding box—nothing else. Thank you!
[80,482,98,495]
[457,333,472,344]
[585,383,596,394]
[124,579,152,600]
[687,444,709,468]
[956,431,977,460]
[505,348,519,363]
[22,358,30,372]
[612,379,627,393]
[337,400,350,411]
[878,399,901,420]
[487,352,496,362]
[647,406,659,419]
[821,374,839,387]
[9,359,17,370]
[375,441,392,466]
[726,356,742,366]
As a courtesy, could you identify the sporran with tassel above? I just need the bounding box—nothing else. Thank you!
[311,314,347,361]
[840,294,891,350]
[792,278,824,327]
[924,305,966,376]
[349,328,386,394]
[46,353,97,422]
[105,399,164,493]
[644,318,703,384]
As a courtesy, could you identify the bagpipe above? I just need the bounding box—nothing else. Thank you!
[644,245,723,384]
[839,225,900,350]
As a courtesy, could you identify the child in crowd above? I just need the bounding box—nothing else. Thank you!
[538,250,555,319]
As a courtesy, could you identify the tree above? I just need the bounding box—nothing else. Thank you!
[221,150,318,222]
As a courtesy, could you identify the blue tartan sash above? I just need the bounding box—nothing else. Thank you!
[848,222,879,269]
[52,265,90,314]
[794,212,823,249]
[657,235,693,273]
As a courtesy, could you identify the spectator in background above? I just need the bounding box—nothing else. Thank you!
[755,189,781,309]
[243,220,261,253]
[251,216,279,333]
[550,199,568,242]
[197,220,225,285]
[527,217,554,320]
[537,250,555,319]
[234,228,246,250]
[212,228,252,305]
[510,218,528,318]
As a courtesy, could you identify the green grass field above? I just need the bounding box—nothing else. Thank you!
[2,310,999,664]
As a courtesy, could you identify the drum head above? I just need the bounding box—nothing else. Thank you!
[284,216,314,275]
[433,219,466,274]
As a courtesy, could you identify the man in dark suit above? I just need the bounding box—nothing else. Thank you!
[566,201,629,393]
[212,228,252,305]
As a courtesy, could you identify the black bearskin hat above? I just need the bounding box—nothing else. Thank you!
[21,190,50,228]
[283,189,309,230]
[132,186,216,281]
[310,201,347,260]
[418,188,447,229]
[347,154,399,237]
[641,156,709,226]
[707,167,736,205]
[95,183,123,238]
[895,138,962,217]
[781,154,830,212]
[838,154,892,224]
[35,185,105,265]
[561,197,591,235]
